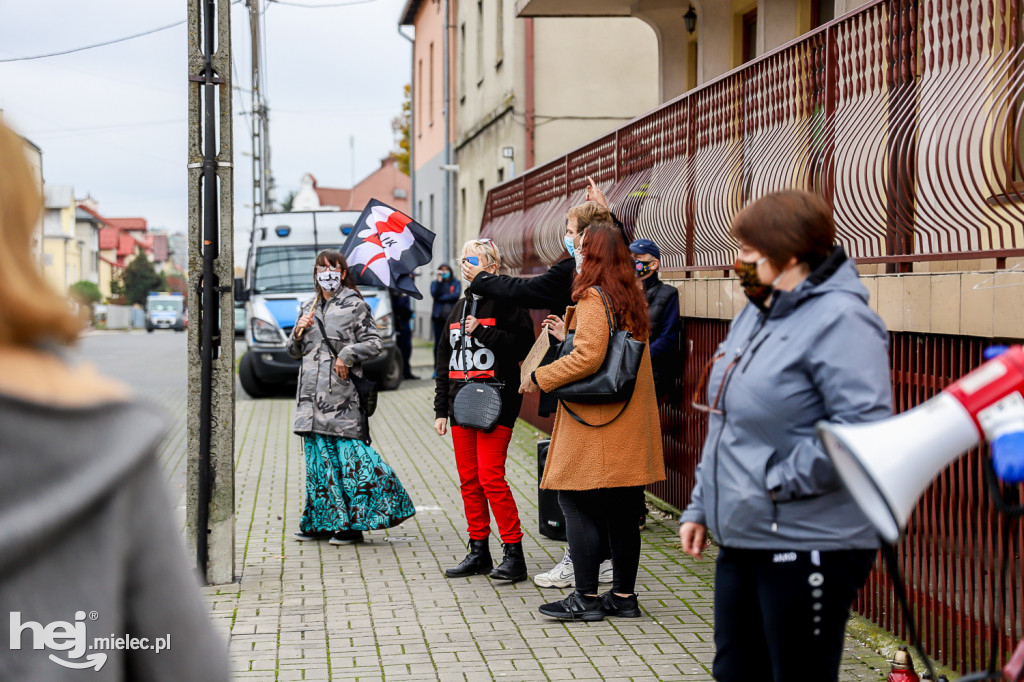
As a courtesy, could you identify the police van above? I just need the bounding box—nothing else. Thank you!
[234,209,403,398]
[145,292,186,332]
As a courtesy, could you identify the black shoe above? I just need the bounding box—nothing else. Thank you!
[329,530,364,546]
[539,590,605,622]
[599,591,642,618]
[445,538,493,578]
[489,542,527,583]
[404,373,420,380]
[293,530,332,542]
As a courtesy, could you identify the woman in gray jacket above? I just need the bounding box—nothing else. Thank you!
[679,191,892,681]
[287,250,415,545]
[0,119,229,681]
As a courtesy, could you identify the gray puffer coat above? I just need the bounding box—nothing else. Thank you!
[286,287,383,439]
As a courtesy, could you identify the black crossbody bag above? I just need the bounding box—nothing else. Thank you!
[547,286,644,427]
[451,297,504,431]
[313,309,378,443]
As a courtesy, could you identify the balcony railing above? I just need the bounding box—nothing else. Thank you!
[481,0,1024,273]
[480,0,1024,673]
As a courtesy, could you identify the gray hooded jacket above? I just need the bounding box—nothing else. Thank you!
[680,248,891,550]
[286,287,383,439]
[0,392,229,681]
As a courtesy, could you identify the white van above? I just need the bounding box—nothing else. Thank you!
[234,209,403,398]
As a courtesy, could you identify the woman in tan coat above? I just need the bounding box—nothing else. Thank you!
[520,221,665,621]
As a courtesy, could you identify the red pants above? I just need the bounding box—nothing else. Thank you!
[451,425,523,543]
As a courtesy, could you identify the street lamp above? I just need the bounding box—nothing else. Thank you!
[684,5,697,34]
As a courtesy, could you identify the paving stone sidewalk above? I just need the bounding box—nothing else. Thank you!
[204,345,892,681]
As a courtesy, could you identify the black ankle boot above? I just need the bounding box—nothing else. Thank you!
[489,542,527,582]
[445,538,493,578]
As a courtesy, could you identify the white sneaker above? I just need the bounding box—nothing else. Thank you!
[534,548,575,588]
[598,559,613,584]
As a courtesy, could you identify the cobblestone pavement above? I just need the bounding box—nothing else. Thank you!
[80,333,891,681]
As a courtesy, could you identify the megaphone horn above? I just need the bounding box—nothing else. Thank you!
[817,345,1024,544]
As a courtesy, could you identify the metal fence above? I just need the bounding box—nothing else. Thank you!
[658,318,1024,673]
[480,0,1024,273]
[486,0,1024,671]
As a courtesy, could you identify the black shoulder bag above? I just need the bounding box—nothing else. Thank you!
[451,297,504,431]
[548,286,644,426]
[313,307,378,443]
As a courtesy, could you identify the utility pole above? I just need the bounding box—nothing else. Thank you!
[186,0,235,586]
[248,0,275,220]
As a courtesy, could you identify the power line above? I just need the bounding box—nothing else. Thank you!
[267,0,380,8]
[0,20,185,63]
[0,1,244,63]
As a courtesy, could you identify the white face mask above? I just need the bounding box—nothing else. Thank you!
[316,269,342,292]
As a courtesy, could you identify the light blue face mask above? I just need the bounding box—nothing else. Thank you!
[563,235,576,258]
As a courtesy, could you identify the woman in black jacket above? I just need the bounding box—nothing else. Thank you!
[434,239,535,583]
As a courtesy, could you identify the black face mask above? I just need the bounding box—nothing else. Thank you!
[734,258,772,306]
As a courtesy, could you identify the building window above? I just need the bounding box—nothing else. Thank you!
[429,194,435,230]
[497,168,504,183]
[742,10,757,64]
[459,23,467,103]
[495,0,504,67]
[476,1,484,86]
[429,42,435,126]
[417,58,423,135]
[417,200,423,221]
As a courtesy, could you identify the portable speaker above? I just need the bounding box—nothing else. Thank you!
[537,439,566,541]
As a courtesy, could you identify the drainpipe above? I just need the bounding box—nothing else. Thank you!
[397,25,414,217]
[524,17,535,171]
[442,0,452,264]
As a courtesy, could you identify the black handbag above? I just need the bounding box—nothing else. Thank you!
[314,311,377,443]
[450,298,503,431]
[548,287,644,426]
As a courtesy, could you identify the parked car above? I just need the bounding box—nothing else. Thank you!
[234,209,403,398]
[234,302,246,337]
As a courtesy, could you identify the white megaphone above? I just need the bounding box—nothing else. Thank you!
[817,345,1024,544]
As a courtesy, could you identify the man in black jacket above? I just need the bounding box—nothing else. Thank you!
[630,238,681,400]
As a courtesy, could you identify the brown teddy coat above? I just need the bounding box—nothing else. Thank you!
[535,288,666,491]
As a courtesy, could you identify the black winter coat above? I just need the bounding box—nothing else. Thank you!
[434,295,535,430]
[642,274,682,398]
[467,257,576,315]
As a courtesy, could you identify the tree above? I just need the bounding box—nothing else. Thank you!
[391,83,411,175]
[122,256,164,306]
[280,190,297,212]
[68,280,102,307]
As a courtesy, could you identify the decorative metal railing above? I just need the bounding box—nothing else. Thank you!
[483,0,1024,673]
[481,0,1024,273]
[673,320,1024,674]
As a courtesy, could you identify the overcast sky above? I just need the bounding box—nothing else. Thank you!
[0,0,410,264]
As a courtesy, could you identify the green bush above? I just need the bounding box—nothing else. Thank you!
[68,280,102,306]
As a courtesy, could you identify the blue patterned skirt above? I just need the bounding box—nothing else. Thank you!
[300,434,416,533]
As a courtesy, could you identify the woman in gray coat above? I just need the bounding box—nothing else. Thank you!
[287,249,415,545]
[679,191,892,681]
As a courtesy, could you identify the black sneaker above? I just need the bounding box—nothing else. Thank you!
[293,530,332,542]
[599,591,642,618]
[329,530,365,546]
[538,591,605,622]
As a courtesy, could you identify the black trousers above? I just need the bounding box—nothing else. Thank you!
[712,546,876,682]
[558,486,644,595]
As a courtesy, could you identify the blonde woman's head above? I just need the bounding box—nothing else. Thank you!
[460,238,501,282]
[0,121,81,347]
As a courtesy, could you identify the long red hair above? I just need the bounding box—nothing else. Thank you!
[572,221,649,342]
